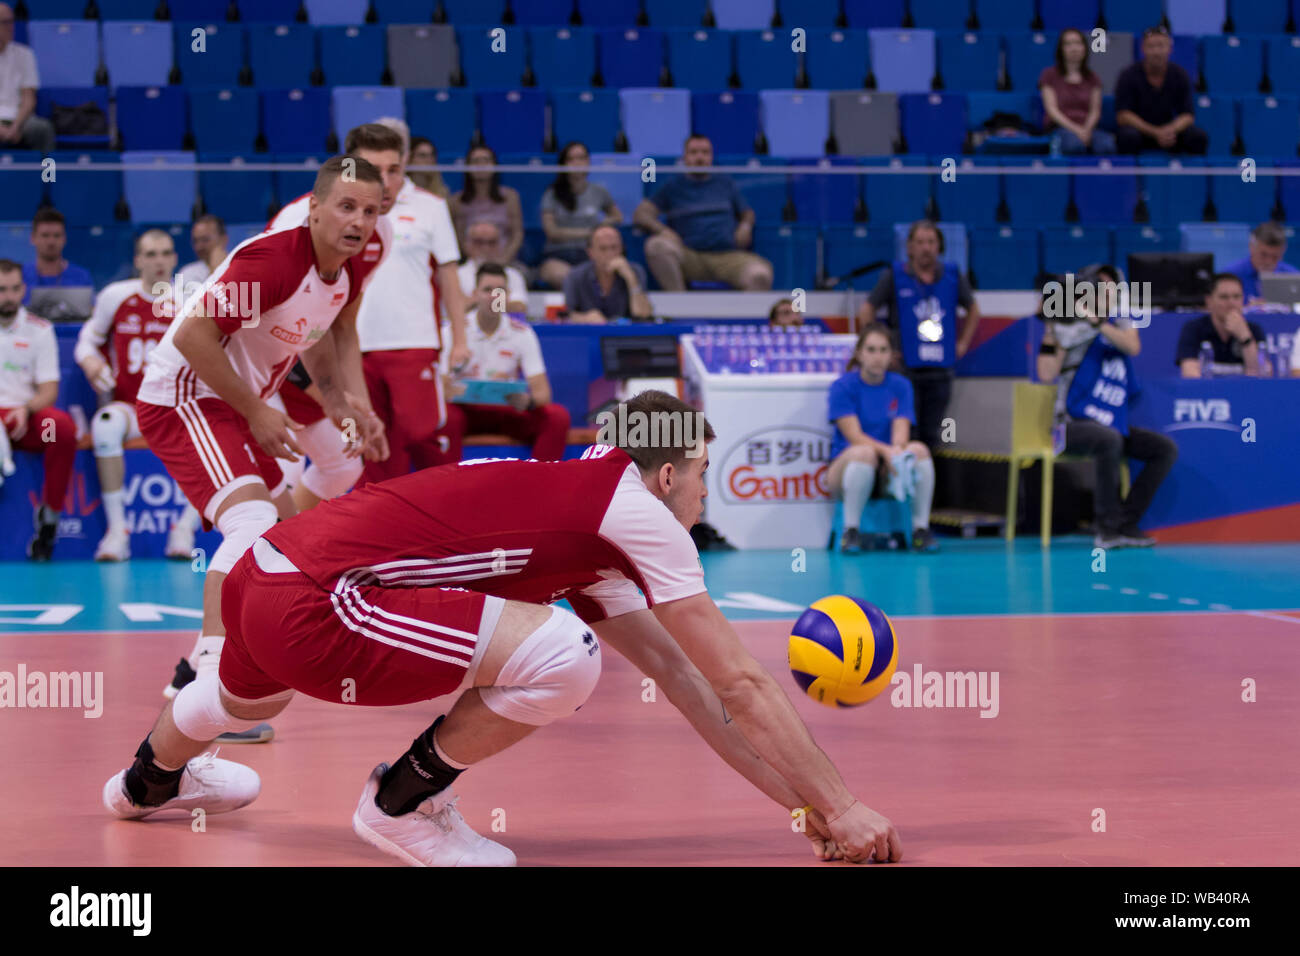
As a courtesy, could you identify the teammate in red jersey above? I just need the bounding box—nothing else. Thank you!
[103,390,902,868]
[136,156,391,733]
[76,229,203,561]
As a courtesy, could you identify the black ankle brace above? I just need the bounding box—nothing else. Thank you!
[123,737,184,807]
[376,716,464,816]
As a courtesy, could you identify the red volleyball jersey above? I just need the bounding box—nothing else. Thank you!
[75,280,175,404]
[262,445,707,623]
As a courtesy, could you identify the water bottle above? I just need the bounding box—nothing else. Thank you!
[1199,341,1214,379]
[1259,339,1274,378]
[1277,341,1293,379]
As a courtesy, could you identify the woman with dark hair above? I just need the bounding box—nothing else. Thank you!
[408,136,449,198]
[538,142,622,289]
[1039,27,1115,155]
[450,144,524,264]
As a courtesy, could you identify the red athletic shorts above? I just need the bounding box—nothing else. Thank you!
[136,398,286,528]
[219,539,495,705]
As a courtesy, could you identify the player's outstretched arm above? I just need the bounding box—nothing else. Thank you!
[653,592,903,863]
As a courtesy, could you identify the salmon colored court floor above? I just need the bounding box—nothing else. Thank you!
[1,538,1297,866]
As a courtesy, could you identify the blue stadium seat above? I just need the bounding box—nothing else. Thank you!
[712,0,775,29]
[867,30,936,93]
[405,89,477,155]
[691,91,760,154]
[497,154,550,228]
[930,155,1001,225]
[1003,32,1054,92]
[754,223,818,289]
[893,221,968,274]
[0,152,47,221]
[28,1,89,16]
[643,0,709,28]
[552,89,622,151]
[262,89,332,153]
[969,226,1039,288]
[478,89,547,153]
[1202,35,1265,95]
[803,30,871,89]
[1114,226,1180,272]
[199,152,276,224]
[123,151,198,224]
[102,22,174,89]
[900,93,966,155]
[1210,160,1279,222]
[248,25,316,88]
[189,88,260,154]
[790,157,859,224]
[0,221,34,264]
[1194,94,1236,155]
[619,89,690,156]
[1267,36,1300,95]
[36,88,111,149]
[1073,156,1138,225]
[171,1,235,19]
[1001,157,1070,225]
[587,152,645,219]
[1240,95,1299,158]
[1166,0,1227,35]
[843,0,906,29]
[1140,156,1208,225]
[1041,226,1112,276]
[46,152,122,226]
[175,23,245,88]
[577,0,639,27]
[439,0,506,24]
[529,27,597,88]
[1100,0,1164,35]
[68,224,137,289]
[1278,160,1300,222]
[965,91,1034,129]
[1040,0,1100,31]
[598,28,665,88]
[909,0,971,30]
[332,87,405,150]
[936,31,1000,92]
[319,26,387,86]
[304,0,371,25]
[116,87,188,150]
[1228,0,1290,32]
[736,30,800,90]
[863,156,931,225]
[759,90,830,158]
[457,27,527,86]
[665,28,732,89]
[506,0,576,26]
[239,0,317,20]
[775,0,840,27]
[970,0,1033,30]
[98,1,164,18]
[1179,222,1251,270]
[370,0,439,21]
[823,225,894,289]
[717,156,789,222]
[273,153,330,207]
[28,22,99,88]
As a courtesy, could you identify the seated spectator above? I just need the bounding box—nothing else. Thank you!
[22,208,92,321]
[634,134,773,291]
[455,221,528,314]
[433,263,570,464]
[1038,263,1177,548]
[1040,28,1116,155]
[1115,26,1208,155]
[1176,273,1265,377]
[538,141,622,290]
[769,297,804,327]
[1223,221,1300,306]
[408,136,449,198]
[178,214,227,287]
[827,323,937,554]
[855,220,981,450]
[562,224,651,324]
[0,258,74,560]
[450,144,524,266]
[0,4,54,153]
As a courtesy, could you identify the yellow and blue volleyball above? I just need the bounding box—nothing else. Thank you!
[788,595,898,708]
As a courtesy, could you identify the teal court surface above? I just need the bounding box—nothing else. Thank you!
[1,538,1297,866]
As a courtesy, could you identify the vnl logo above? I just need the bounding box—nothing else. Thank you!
[1169,399,1238,433]
[50,887,150,936]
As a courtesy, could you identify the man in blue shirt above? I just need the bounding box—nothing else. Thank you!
[633,134,773,292]
[23,208,92,320]
[1223,221,1300,305]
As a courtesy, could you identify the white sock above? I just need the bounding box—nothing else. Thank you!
[912,457,935,530]
[177,504,200,532]
[841,461,875,530]
[103,489,126,530]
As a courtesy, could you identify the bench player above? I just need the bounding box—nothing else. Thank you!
[103,390,902,867]
[75,229,202,561]
[137,156,391,732]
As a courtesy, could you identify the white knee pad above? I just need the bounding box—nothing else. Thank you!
[171,675,273,741]
[298,419,362,500]
[478,606,602,726]
[210,499,279,574]
[91,403,131,458]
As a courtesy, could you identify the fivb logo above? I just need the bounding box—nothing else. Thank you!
[151,275,262,329]
[594,403,707,458]
[1041,273,1152,328]
[1170,398,1236,432]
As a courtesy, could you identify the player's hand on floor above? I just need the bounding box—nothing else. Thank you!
[249,402,304,460]
[804,809,845,861]
[827,800,902,863]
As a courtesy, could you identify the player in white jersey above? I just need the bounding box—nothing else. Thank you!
[76,229,202,561]
[137,156,391,740]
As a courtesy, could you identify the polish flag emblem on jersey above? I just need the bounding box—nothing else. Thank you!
[331,291,346,305]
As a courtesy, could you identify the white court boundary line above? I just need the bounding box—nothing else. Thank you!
[1244,610,1300,625]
